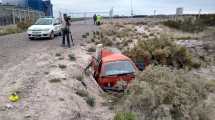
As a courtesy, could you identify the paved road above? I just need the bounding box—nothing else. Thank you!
[0,22,98,69]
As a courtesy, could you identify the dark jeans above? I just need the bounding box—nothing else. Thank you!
[62,30,71,48]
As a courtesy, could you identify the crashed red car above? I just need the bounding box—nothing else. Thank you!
[90,47,137,91]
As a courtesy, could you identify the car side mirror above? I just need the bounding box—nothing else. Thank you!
[135,62,145,71]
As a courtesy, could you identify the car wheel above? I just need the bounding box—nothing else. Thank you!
[29,37,34,40]
[50,31,54,40]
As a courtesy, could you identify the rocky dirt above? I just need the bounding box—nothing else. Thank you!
[0,22,113,120]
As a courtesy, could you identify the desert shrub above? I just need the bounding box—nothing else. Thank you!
[87,47,96,52]
[17,20,33,30]
[55,53,61,57]
[75,75,84,81]
[200,14,215,26]
[76,89,89,97]
[101,37,113,46]
[82,34,87,38]
[162,18,205,33]
[163,20,180,29]
[68,54,76,61]
[86,96,96,107]
[49,78,61,83]
[86,32,90,36]
[114,112,137,120]
[0,27,22,36]
[125,35,198,69]
[117,66,209,120]
[91,38,95,42]
[58,64,67,69]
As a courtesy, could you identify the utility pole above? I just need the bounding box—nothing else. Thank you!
[109,7,114,23]
[154,10,156,18]
[12,9,16,24]
[198,9,202,19]
[130,0,134,17]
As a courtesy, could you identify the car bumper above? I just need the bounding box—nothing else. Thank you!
[27,31,51,38]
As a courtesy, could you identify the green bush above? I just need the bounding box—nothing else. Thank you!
[114,112,137,120]
[118,66,209,120]
[125,35,197,69]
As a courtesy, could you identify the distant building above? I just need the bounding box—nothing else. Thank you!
[1,0,53,16]
[176,7,183,15]
[43,0,53,16]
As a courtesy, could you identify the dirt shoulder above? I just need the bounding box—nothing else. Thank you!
[0,23,113,120]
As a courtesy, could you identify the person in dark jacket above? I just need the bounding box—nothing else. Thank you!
[93,14,97,25]
[62,14,71,48]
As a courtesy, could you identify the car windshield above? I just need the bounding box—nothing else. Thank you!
[102,61,135,76]
[35,18,53,25]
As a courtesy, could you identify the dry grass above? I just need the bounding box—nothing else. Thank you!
[76,89,89,97]
[68,54,76,61]
[0,26,23,36]
[17,20,33,30]
[58,64,67,69]
[87,47,96,52]
[55,53,61,57]
[114,66,211,120]
[114,112,137,120]
[85,96,96,107]
[75,75,84,81]
[49,78,61,83]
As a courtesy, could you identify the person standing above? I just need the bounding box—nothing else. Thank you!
[93,14,97,25]
[96,15,102,25]
[62,14,71,48]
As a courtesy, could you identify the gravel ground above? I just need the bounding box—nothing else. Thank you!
[0,22,113,120]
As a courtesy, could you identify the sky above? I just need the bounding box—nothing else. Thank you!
[52,0,215,16]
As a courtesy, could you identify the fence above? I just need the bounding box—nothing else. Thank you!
[0,7,44,26]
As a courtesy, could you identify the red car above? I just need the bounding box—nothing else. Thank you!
[91,47,137,91]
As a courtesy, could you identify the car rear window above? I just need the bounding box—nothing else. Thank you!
[102,61,135,76]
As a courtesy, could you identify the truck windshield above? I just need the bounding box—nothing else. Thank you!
[102,61,135,76]
[35,19,53,25]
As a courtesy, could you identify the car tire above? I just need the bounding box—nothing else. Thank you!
[50,31,54,40]
[29,37,34,40]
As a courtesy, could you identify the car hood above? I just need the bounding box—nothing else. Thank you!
[28,25,53,30]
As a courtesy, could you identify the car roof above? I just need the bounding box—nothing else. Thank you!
[102,53,131,63]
